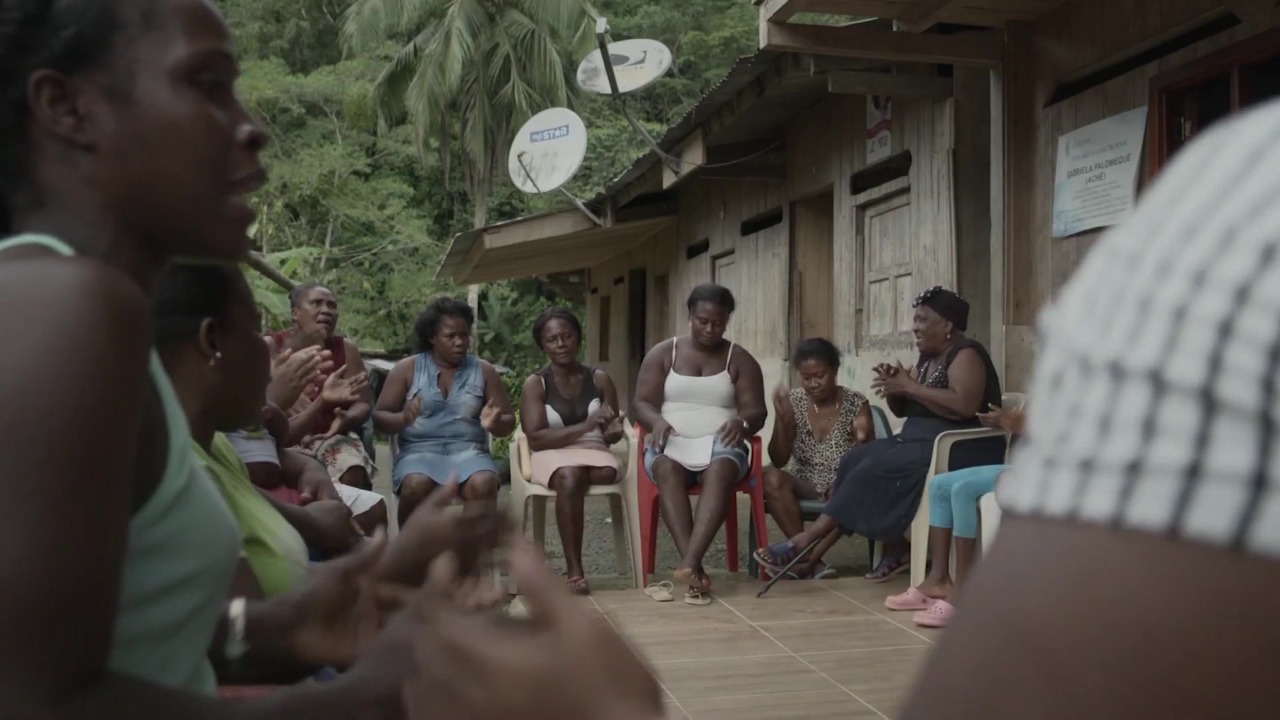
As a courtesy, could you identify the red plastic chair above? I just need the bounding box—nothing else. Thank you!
[635,425,768,586]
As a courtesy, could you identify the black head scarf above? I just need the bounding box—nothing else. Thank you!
[912,286,969,332]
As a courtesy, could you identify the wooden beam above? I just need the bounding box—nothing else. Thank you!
[245,252,295,290]
[762,21,1002,66]
[662,128,707,189]
[828,70,953,97]
[896,0,960,32]
[698,165,788,181]
[756,0,806,23]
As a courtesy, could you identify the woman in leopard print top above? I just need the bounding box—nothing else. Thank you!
[764,338,873,578]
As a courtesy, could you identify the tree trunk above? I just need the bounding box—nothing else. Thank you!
[468,179,490,351]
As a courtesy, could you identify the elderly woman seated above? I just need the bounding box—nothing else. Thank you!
[374,297,516,527]
[755,288,1006,581]
[519,307,625,594]
[764,338,873,579]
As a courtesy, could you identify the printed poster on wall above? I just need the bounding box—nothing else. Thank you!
[1052,106,1149,238]
[867,96,893,164]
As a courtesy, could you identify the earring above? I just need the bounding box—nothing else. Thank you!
[946,332,952,340]
[209,351,223,367]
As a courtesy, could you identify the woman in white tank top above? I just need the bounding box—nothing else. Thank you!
[631,284,767,603]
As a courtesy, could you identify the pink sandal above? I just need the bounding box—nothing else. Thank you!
[885,587,938,611]
[913,599,956,628]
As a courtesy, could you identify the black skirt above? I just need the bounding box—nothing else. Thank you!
[824,416,1006,541]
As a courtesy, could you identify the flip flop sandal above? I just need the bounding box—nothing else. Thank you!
[644,581,675,602]
[813,564,838,580]
[684,589,712,606]
[565,576,591,595]
[913,599,956,628]
[866,556,911,583]
[885,587,937,611]
[753,540,800,572]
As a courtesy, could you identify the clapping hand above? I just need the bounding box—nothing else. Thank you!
[480,399,514,433]
[589,402,618,429]
[268,346,332,410]
[400,393,423,432]
[870,361,916,398]
[978,403,1025,435]
[403,539,665,720]
[320,366,368,408]
[771,383,793,417]
[375,482,506,590]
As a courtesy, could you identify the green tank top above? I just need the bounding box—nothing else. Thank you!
[196,433,310,597]
[0,234,240,694]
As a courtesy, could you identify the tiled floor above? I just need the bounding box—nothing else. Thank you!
[583,573,939,720]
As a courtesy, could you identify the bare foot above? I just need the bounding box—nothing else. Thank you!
[916,577,953,600]
[674,565,711,593]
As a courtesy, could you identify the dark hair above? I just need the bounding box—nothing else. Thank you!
[531,306,582,349]
[792,338,841,370]
[288,282,329,309]
[686,283,735,314]
[412,296,475,352]
[0,1,156,233]
[153,261,247,351]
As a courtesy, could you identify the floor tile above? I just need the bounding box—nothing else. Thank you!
[638,625,784,663]
[758,617,932,655]
[659,655,836,701]
[680,690,885,719]
[718,591,877,624]
[801,647,931,718]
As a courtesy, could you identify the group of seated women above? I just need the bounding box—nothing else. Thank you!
[622,282,1012,622]
[189,265,1014,627]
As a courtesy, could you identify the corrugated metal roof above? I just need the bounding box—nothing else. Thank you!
[592,50,782,203]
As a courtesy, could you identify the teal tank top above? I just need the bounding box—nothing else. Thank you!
[0,234,241,694]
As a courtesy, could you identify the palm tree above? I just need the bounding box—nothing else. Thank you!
[342,0,597,230]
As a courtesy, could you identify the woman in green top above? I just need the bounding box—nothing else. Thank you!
[0,0,664,718]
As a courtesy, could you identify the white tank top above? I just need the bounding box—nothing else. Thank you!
[659,338,738,470]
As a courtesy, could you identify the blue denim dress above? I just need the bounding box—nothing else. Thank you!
[392,353,498,492]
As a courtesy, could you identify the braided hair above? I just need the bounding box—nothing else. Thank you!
[0,0,155,233]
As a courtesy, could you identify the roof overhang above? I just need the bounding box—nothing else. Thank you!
[436,210,676,285]
[756,0,1067,31]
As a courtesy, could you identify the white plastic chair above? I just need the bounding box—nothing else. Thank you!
[874,393,1026,587]
[978,491,1002,551]
[509,427,639,587]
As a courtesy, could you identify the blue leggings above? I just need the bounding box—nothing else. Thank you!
[928,465,1007,539]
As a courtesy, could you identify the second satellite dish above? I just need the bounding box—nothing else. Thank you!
[577,38,672,95]
[508,107,589,194]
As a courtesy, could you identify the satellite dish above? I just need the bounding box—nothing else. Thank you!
[507,107,588,194]
[577,38,672,95]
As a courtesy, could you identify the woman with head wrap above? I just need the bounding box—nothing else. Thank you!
[755,287,1005,581]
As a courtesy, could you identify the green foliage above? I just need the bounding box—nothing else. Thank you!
[217,0,749,447]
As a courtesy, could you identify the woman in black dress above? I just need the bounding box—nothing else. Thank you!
[755,287,1006,580]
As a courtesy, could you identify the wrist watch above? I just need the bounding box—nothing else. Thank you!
[225,597,249,662]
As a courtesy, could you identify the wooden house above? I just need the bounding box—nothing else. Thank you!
[438,0,1280,422]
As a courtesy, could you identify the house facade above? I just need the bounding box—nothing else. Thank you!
[438,0,1280,426]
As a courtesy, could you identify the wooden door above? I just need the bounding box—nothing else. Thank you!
[789,192,835,353]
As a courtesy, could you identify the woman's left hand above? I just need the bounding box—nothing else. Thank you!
[717,417,748,447]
